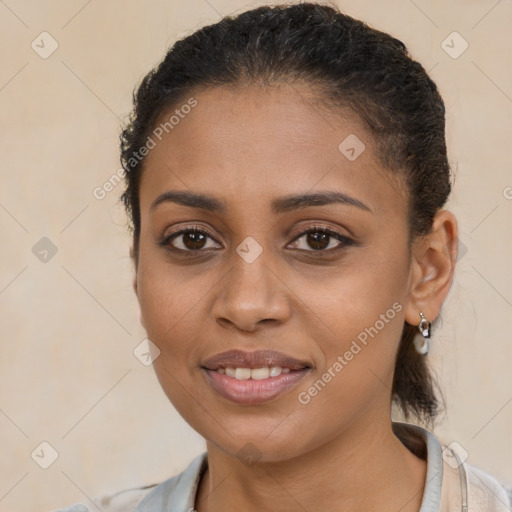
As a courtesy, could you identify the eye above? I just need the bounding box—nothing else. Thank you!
[288,226,354,253]
[160,227,221,252]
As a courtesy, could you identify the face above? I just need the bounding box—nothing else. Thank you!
[135,83,415,462]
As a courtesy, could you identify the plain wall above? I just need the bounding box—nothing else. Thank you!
[0,1,511,510]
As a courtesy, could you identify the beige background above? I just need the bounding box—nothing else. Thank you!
[0,1,511,510]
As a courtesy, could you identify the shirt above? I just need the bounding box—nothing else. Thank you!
[56,422,512,512]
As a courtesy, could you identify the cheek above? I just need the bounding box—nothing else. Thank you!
[292,279,406,452]
[136,261,209,412]
[136,250,202,359]
[293,247,410,401]
[299,246,409,340]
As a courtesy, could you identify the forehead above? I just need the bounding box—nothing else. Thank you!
[139,83,406,217]
[150,82,366,160]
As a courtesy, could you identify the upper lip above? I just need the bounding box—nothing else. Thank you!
[202,349,311,371]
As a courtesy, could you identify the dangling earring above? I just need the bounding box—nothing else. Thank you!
[414,312,431,355]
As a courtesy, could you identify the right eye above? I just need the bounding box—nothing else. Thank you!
[160,227,221,253]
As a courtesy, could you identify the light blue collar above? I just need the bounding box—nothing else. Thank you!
[406,423,443,512]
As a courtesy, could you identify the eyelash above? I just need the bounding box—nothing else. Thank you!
[159,224,355,256]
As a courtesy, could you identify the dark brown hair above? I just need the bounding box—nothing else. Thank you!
[120,2,450,424]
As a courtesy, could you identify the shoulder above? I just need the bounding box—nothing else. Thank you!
[463,461,512,511]
[439,436,512,511]
[52,485,155,512]
[396,422,512,511]
[53,453,207,512]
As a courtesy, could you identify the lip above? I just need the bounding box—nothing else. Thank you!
[202,349,311,371]
[203,368,310,405]
[201,349,312,405]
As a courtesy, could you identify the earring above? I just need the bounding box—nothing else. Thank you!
[414,312,431,355]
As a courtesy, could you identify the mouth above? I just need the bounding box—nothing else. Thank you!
[201,349,312,405]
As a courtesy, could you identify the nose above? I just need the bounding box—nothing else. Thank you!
[211,248,291,332]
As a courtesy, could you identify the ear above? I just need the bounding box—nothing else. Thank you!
[130,245,146,329]
[404,209,458,326]
[130,244,139,296]
[132,274,138,297]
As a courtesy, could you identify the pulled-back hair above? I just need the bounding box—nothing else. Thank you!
[120,2,451,425]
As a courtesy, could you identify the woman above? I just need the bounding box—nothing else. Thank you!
[59,3,511,511]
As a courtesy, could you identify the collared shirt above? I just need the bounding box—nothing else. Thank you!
[56,422,512,512]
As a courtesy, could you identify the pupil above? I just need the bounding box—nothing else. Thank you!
[184,231,206,250]
[308,232,329,250]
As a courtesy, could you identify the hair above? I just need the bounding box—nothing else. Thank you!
[120,2,451,426]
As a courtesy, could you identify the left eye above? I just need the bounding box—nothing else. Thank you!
[288,228,353,252]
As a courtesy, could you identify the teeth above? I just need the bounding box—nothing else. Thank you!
[251,367,270,380]
[269,366,282,377]
[234,368,251,380]
[219,366,295,380]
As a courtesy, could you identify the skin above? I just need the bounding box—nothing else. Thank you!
[133,82,458,512]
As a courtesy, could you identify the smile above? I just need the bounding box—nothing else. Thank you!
[201,349,312,405]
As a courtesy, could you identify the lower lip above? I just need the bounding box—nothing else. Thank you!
[203,368,309,405]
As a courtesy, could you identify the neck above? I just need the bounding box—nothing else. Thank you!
[195,418,427,512]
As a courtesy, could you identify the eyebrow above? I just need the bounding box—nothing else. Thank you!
[150,190,372,214]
